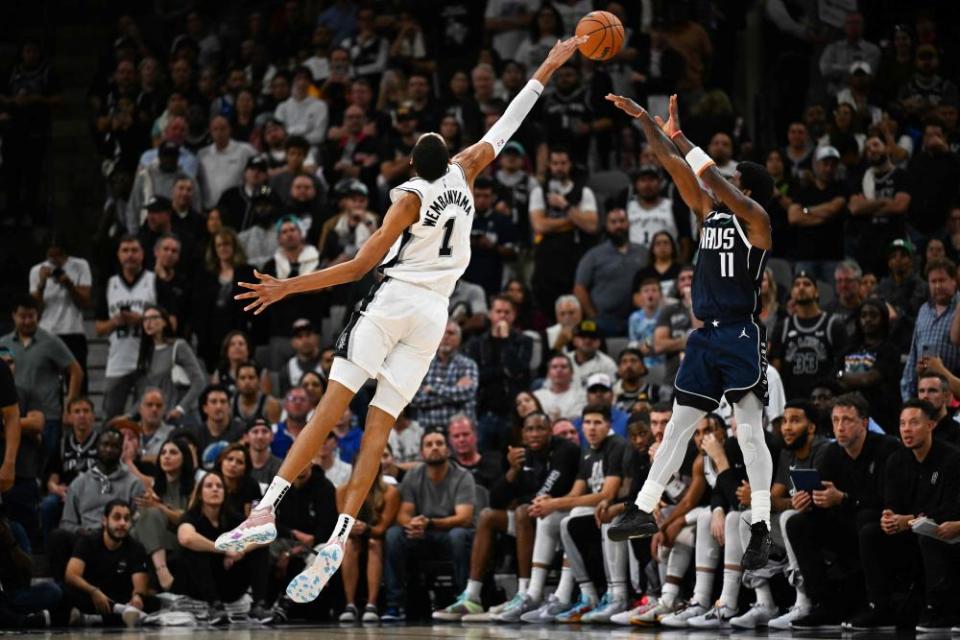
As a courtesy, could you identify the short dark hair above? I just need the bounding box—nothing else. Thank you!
[736,161,774,209]
[411,134,450,181]
[67,396,95,412]
[474,176,494,191]
[118,233,142,248]
[581,403,611,422]
[13,294,39,312]
[103,498,130,518]
[832,392,870,419]
[618,347,644,362]
[199,383,230,413]
[902,398,938,421]
[522,411,551,427]
[651,401,673,414]
[918,371,948,389]
[784,399,819,425]
[491,293,517,312]
[236,361,260,377]
[627,411,650,430]
[635,276,662,292]
[96,427,123,446]
[420,427,447,449]
[925,257,957,279]
[285,135,310,152]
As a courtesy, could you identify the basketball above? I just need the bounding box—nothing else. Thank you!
[575,11,624,61]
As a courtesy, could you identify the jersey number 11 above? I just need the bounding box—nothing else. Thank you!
[719,251,735,278]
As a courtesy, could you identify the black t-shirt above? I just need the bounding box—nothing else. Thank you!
[578,434,629,495]
[178,507,243,545]
[0,360,20,477]
[464,208,519,298]
[224,475,263,517]
[490,436,581,508]
[793,180,847,260]
[71,529,148,604]
[851,167,910,273]
[455,453,505,490]
[44,431,99,485]
[275,465,337,541]
[817,432,899,514]
[187,421,246,470]
[837,340,904,433]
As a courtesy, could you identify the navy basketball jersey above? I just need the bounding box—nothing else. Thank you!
[692,211,768,320]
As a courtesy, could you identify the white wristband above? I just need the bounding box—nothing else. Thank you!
[684,146,716,176]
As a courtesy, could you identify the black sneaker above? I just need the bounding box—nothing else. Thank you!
[24,610,51,628]
[846,602,897,631]
[250,601,274,624]
[791,603,843,631]
[916,605,954,633]
[741,521,772,570]
[268,597,292,625]
[607,504,658,541]
[381,606,406,622]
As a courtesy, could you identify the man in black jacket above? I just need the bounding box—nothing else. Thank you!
[918,372,960,444]
[788,393,899,631]
[432,411,579,621]
[849,399,960,632]
[463,295,532,452]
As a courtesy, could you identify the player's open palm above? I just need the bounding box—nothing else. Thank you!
[236,269,288,315]
[654,94,681,137]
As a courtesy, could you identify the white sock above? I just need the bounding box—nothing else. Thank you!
[795,587,812,610]
[580,581,599,602]
[528,566,547,602]
[330,513,356,544]
[611,581,628,600]
[635,479,665,513]
[750,490,772,526]
[556,566,575,603]
[518,577,530,594]
[466,579,483,601]
[719,567,743,609]
[259,476,291,511]
[693,568,715,608]
[756,582,775,609]
[661,581,680,608]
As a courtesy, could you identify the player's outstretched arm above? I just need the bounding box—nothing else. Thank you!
[606,93,711,221]
[455,35,586,184]
[659,94,772,250]
[235,193,420,315]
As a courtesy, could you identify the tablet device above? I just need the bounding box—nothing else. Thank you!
[790,468,823,492]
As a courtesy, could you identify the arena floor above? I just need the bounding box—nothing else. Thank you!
[0,625,915,639]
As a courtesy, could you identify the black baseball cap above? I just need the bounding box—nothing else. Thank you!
[574,319,602,339]
[145,195,172,212]
[158,140,180,157]
[792,269,817,286]
[292,318,317,334]
[246,155,268,171]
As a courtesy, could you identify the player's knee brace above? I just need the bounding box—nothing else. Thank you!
[329,357,370,393]
[369,377,407,419]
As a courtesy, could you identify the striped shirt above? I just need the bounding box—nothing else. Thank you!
[901,293,960,400]
[409,352,479,431]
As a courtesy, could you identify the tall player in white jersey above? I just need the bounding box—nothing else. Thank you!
[213,35,586,604]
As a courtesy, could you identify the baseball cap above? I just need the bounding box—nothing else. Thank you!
[395,105,416,121]
[502,141,527,157]
[849,60,872,75]
[634,164,661,178]
[292,318,317,334]
[574,319,602,339]
[246,155,268,171]
[145,195,172,213]
[336,178,369,198]
[792,269,817,286]
[245,417,272,434]
[158,140,180,157]
[815,146,840,162]
[887,238,915,256]
[586,372,613,391]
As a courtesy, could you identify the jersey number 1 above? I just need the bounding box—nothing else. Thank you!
[719,251,735,278]
[438,218,455,257]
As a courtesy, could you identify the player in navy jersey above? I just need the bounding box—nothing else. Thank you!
[605,94,776,572]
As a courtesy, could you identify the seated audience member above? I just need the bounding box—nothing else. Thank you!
[131,437,193,592]
[42,397,99,539]
[272,387,312,458]
[546,295,582,355]
[187,385,245,469]
[387,407,424,469]
[787,393,899,630]
[875,239,927,319]
[448,415,503,488]
[232,362,281,426]
[410,321,479,433]
[654,265,696,384]
[64,500,155,627]
[337,470,399,623]
[315,431,353,488]
[569,320,617,389]
[614,347,666,413]
[246,418,282,485]
[518,404,628,623]
[215,443,263,517]
[175,472,271,622]
[380,444,405,484]
[299,370,327,412]
[848,400,960,632]
[917,371,960,444]
[835,298,903,433]
[316,179,380,262]
[628,277,666,382]
[534,354,586,421]
[634,231,684,301]
[573,373,629,440]
[449,279,490,337]
[209,331,257,397]
[278,319,326,395]
[269,463,340,623]
[434,411,580,621]
[48,428,145,582]
[510,390,545,447]
[332,407,362,465]
[552,419,581,447]
[0,516,61,628]
[383,431,476,621]
[132,389,175,467]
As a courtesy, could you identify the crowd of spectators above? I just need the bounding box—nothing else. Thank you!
[3,0,960,632]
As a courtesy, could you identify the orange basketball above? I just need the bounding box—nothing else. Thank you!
[575,10,624,62]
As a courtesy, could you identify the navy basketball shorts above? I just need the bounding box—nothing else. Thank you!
[674,318,768,411]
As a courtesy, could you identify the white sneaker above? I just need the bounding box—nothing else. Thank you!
[660,602,708,628]
[119,605,147,628]
[581,594,628,623]
[768,604,810,630]
[520,594,570,623]
[610,595,657,625]
[494,592,540,622]
[286,538,345,603]
[214,507,277,552]
[631,598,680,625]
[731,602,778,629]
[688,602,738,628]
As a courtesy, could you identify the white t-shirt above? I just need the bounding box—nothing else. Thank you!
[274,96,329,146]
[29,256,91,335]
[570,351,618,389]
[486,0,541,61]
[535,384,586,421]
[198,140,257,209]
[626,197,677,246]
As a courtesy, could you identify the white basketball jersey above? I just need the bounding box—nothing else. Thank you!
[627,197,677,246]
[383,163,473,297]
[105,270,157,378]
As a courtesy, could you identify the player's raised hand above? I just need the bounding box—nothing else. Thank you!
[605,93,647,119]
[542,35,589,70]
[654,94,681,137]
[235,270,289,315]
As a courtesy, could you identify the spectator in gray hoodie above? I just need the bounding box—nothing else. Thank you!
[46,428,145,582]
